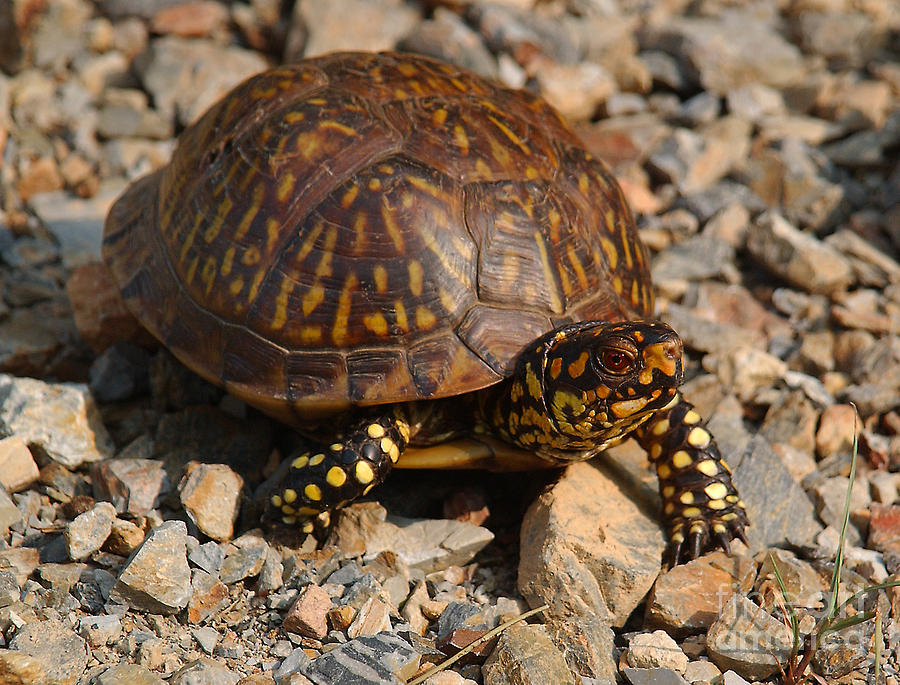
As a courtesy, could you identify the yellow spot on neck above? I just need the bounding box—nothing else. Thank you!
[705,482,728,500]
[304,484,322,501]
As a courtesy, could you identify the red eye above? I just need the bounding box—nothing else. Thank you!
[600,349,633,374]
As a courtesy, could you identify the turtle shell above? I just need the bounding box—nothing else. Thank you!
[103,51,652,424]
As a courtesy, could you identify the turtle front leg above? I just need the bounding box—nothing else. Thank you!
[634,394,748,565]
[270,414,410,532]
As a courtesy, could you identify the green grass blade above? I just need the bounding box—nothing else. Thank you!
[827,405,859,620]
[769,552,800,659]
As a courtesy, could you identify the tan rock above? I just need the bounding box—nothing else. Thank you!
[0,435,39,492]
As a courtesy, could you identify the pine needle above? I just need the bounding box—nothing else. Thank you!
[406,604,549,685]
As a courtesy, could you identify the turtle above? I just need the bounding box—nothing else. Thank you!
[102,51,748,563]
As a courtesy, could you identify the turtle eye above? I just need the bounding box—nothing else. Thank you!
[598,348,635,375]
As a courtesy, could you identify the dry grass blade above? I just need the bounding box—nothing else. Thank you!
[406,604,549,685]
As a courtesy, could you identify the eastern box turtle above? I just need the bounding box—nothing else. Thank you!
[103,51,747,563]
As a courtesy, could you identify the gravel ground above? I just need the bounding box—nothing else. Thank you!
[1,1,899,684]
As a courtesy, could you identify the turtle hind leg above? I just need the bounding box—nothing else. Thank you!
[270,413,410,532]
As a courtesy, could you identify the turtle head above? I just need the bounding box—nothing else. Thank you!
[499,321,684,458]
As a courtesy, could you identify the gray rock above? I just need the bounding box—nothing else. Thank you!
[809,476,870,545]
[287,0,419,60]
[346,513,494,575]
[110,520,192,614]
[0,374,114,468]
[640,10,806,94]
[26,184,125,267]
[188,540,225,576]
[435,602,487,641]
[706,595,792,680]
[8,618,89,685]
[92,458,170,516]
[192,626,220,654]
[626,631,689,673]
[682,659,721,683]
[544,615,617,683]
[301,632,420,685]
[482,623,576,685]
[747,211,854,295]
[622,668,690,685]
[0,487,23,537]
[135,36,267,127]
[76,613,122,648]
[65,501,117,561]
[398,8,497,79]
[219,531,268,584]
[169,657,239,685]
[518,459,664,627]
[651,235,734,285]
[89,343,151,403]
[715,428,822,552]
[0,569,20,607]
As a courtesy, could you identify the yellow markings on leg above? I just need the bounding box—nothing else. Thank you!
[687,427,711,449]
[380,437,395,454]
[367,423,385,439]
[680,491,694,504]
[651,418,670,436]
[326,466,347,488]
[713,523,728,533]
[671,450,693,469]
[683,410,701,424]
[396,421,410,443]
[292,455,309,469]
[707,499,726,510]
[355,461,375,484]
[696,459,718,476]
[330,443,343,452]
[682,506,701,518]
[704,482,729,501]
[689,522,705,535]
[662,486,675,498]
[304,484,322,501]
[271,495,283,508]
[283,489,297,504]
[281,505,295,515]
[309,453,325,466]
[388,443,400,462]
[649,443,663,460]
[657,463,671,479]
